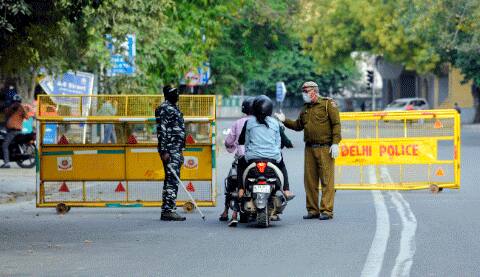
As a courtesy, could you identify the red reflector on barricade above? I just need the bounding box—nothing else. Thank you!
[59,181,70,192]
[434,119,443,129]
[58,135,69,145]
[127,135,138,144]
[435,167,445,177]
[186,134,196,144]
[186,182,195,192]
[115,182,126,192]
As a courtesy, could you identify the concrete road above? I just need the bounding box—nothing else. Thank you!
[0,120,479,276]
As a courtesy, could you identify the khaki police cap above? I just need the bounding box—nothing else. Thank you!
[302,81,318,88]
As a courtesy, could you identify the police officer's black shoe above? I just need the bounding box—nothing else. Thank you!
[303,213,320,219]
[318,213,333,220]
[161,211,186,221]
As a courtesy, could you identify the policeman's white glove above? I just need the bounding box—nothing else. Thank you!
[329,144,339,159]
[274,112,286,122]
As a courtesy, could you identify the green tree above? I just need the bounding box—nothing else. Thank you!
[210,0,359,97]
[299,0,480,121]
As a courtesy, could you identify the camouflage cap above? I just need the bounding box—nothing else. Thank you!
[302,81,318,88]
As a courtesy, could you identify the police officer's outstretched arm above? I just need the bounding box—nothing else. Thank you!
[282,108,305,131]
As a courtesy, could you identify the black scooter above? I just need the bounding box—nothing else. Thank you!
[0,129,36,168]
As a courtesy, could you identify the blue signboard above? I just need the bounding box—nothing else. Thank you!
[106,34,136,76]
[43,123,57,144]
[53,72,94,96]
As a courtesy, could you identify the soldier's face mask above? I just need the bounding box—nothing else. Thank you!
[165,88,179,103]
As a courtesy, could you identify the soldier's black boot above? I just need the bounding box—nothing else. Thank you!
[161,211,186,221]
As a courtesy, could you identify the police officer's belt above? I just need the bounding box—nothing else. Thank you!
[305,142,331,148]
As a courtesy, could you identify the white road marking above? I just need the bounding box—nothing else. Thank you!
[389,191,417,277]
[361,166,390,277]
[380,166,418,277]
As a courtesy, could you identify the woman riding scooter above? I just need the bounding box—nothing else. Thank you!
[237,95,295,220]
[220,97,255,226]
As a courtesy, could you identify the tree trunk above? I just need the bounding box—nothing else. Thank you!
[473,85,480,123]
[29,70,38,100]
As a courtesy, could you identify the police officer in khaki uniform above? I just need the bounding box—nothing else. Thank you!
[275,81,341,220]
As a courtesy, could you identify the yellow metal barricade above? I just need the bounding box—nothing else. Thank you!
[336,109,460,190]
[35,95,217,212]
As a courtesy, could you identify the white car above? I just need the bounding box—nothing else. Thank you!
[384,98,430,111]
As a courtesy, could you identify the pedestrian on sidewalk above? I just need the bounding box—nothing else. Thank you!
[156,85,186,221]
[98,98,118,143]
[274,81,342,220]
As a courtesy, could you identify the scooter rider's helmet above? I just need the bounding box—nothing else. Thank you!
[241,96,255,115]
[252,95,273,127]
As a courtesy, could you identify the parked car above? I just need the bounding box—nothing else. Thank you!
[384,98,430,111]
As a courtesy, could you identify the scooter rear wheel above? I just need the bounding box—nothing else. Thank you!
[256,207,269,228]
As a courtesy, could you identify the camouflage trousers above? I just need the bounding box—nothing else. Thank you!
[162,152,184,213]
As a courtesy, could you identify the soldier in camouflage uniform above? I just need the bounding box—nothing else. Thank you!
[275,81,341,221]
[156,85,186,221]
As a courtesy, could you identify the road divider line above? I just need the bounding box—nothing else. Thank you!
[389,191,417,277]
[361,166,390,277]
[380,166,417,277]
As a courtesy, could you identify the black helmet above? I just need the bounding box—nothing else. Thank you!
[163,85,179,103]
[252,95,273,127]
[241,97,255,115]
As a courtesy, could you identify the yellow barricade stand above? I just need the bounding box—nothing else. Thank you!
[336,109,460,191]
[35,95,216,213]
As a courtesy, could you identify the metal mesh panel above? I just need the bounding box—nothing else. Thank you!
[128,181,213,202]
[85,181,127,201]
[44,182,83,202]
[430,164,454,183]
[40,122,211,145]
[340,121,357,139]
[42,181,213,203]
[127,182,162,201]
[358,121,376,139]
[336,166,363,184]
[406,118,454,137]
[336,110,459,190]
[378,120,407,138]
[38,95,215,118]
[41,123,126,145]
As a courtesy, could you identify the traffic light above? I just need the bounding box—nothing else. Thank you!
[366,70,374,90]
